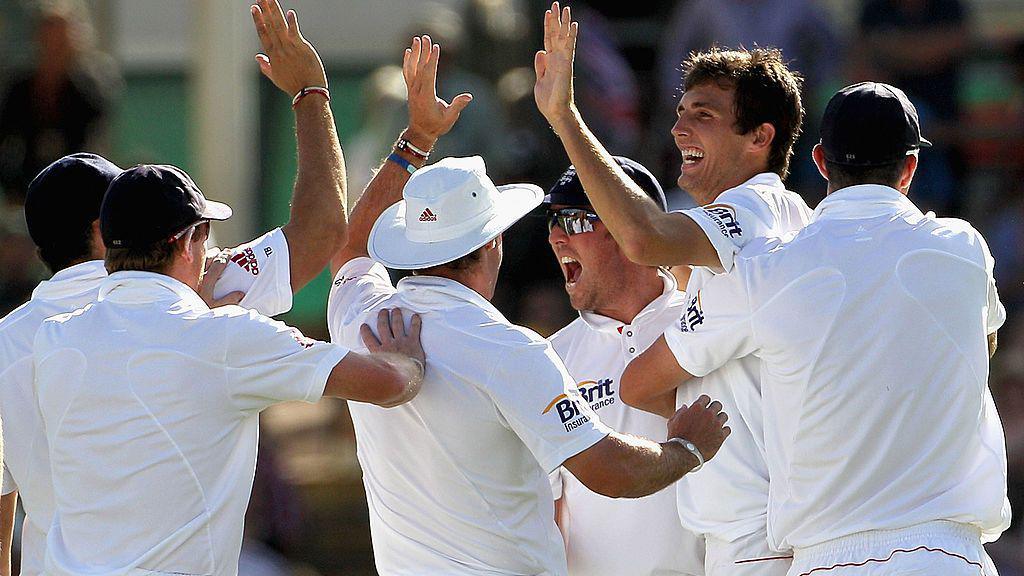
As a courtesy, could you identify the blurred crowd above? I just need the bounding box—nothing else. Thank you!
[2,0,1024,574]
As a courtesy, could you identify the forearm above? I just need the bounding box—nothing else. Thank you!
[0,492,15,576]
[549,111,667,252]
[595,433,698,498]
[619,335,692,416]
[283,96,348,290]
[331,129,433,273]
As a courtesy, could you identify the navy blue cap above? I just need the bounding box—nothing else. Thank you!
[820,82,931,166]
[545,156,668,212]
[100,164,232,248]
[25,153,123,252]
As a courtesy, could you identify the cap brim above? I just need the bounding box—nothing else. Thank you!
[368,183,544,270]
[201,200,233,221]
[919,137,932,148]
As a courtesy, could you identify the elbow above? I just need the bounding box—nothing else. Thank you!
[618,364,647,408]
[373,362,423,408]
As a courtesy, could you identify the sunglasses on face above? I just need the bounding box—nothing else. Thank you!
[547,208,601,236]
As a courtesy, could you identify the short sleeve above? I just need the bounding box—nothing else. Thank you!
[1,465,15,495]
[220,309,349,413]
[549,467,564,500]
[664,266,758,377]
[213,228,293,317]
[486,345,611,473]
[677,198,771,274]
[327,257,397,349]
[979,233,1006,333]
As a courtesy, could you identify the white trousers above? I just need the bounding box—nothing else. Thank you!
[705,528,792,576]
[787,521,997,576]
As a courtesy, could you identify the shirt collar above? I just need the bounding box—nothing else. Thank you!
[97,271,208,310]
[735,171,784,191]
[31,260,108,301]
[811,184,922,223]
[578,269,679,334]
[396,274,504,318]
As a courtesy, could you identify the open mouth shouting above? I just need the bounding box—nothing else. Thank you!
[560,255,583,290]
[680,146,705,171]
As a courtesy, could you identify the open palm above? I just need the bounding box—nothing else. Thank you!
[534,2,579,126]
[404,35,472,142]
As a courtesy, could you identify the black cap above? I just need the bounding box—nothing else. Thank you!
[25,153,123,252]
[545,156,668,212]
[100,164,232,248]
[820,82,932,166]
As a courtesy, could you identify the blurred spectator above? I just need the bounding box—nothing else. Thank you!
[856,0,970,215]
[0,0,121,204]
[345,66,409,197]
[653,0,842,198]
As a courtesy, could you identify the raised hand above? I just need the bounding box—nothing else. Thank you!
[250,0,328,96]
[667,395,731,464]
[403,35,473,146]
[534,1,579,128]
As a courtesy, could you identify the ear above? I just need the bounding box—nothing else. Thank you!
[750,122,775,154]
[90,219,106,259]
[897,154,918,194]
[812,144,829,181]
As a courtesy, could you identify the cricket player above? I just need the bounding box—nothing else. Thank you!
[534,4,810,573]
[0,1,352,572]
[626,82,1008,575]
[544,158,704,576]
[326,37,731,576]
[33,158,425,575]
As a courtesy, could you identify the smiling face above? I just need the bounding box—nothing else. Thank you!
[671,82,768,206]
[548,206,659,319]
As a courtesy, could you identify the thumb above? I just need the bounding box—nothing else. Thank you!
[255,54,272,78]
[534,50,547,80]
[448,93,473,116]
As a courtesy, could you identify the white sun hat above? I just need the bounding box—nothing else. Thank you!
[368,156,543,270]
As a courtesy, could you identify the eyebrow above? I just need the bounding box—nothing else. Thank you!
[678,99,720,114]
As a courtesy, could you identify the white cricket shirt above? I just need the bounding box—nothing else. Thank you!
[327,257,612,576]
[33,271,346,576]
[0,228,291,576]
[548,271,705,576]
[676,173,812,543]
[665,185,1010,551]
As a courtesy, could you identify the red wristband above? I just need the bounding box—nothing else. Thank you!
[292,86,330,108]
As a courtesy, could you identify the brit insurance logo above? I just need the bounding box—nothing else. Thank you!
[542,378,615,432]
[702,203,742,238]
[680,291,704,332]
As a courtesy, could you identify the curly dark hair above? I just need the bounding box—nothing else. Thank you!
[682,47,805,179]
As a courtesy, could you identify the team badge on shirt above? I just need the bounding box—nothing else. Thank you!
[542,379,615,432]
[702,203,743,238]
[680,292,704,333]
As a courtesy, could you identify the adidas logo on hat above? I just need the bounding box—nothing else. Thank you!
[419,208,437,222]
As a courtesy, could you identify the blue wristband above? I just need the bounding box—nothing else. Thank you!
[387,153,417,176]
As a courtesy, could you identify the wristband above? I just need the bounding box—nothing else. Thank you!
[395,137,431,160]
[667,437,704,473]
[292,86,330,108]
[387,153,417,176]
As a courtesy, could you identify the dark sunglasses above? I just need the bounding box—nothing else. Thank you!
[546,208,600,236]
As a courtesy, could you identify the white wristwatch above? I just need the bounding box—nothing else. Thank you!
[667,437,704,473]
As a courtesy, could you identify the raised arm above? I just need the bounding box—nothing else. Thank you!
[331,36,471,275]
[0,491,14,576]
[619,335,695,417]
[533,2,717,267]
[252,0,347,292]
[563,395,729,498]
